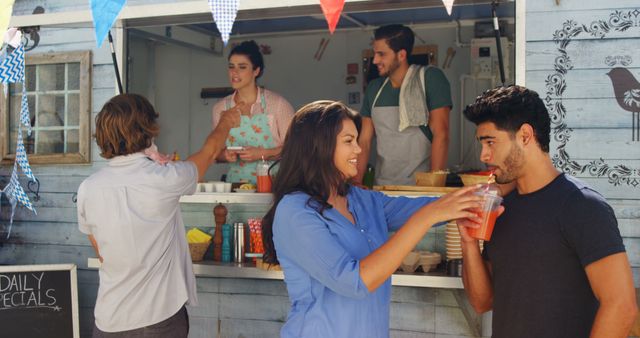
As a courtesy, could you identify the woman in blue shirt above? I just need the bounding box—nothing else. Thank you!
[262,101,482,338]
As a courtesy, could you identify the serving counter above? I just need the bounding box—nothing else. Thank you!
[87,258,464,289]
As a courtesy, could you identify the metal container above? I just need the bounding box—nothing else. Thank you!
[234,223,245,263]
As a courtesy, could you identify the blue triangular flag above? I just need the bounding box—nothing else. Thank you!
[91,0,127,47]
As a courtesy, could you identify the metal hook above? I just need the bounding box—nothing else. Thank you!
[27,178,40,202]
[20,6,44,52]
[72,193,77,204]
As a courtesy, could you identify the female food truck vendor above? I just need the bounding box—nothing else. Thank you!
[212,40,295,183]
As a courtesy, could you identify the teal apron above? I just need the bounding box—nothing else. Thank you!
[224,88,276,184]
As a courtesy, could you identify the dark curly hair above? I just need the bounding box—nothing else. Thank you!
[463,85,551,152]
[374,24,415,56]
[228,40,264,79]
[262,101,362,264]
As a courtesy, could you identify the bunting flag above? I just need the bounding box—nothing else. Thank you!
[208,0,239,46]
[2,161,36,238]
[90,0,127,47]
[0,42,24,83]
[319,0,345,34]
[442,0,455,16]
[0,0,15,41]
[20,81,30,133]
[16,128,35,181]
[0,42,37,238]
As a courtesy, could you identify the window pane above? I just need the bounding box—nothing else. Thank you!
[66,129,79,153]
[8,129,34,154]
[9,94,35,129]
[37,130,64,154]
[68,63,80,90]
[38,64,65,91]
[26,65,36,91]
[8,129,17,153]
[37,95,65,127]
[67,94,79,126]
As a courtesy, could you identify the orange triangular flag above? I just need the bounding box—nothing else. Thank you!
[319,0,345,34]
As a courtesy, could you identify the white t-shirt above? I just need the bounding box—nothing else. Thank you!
[77,152,198,332]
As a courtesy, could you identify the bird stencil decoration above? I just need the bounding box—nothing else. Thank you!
[606,67,640,141]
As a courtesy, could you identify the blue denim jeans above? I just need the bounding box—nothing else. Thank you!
[92,306,189,338]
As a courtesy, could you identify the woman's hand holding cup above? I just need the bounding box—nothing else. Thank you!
[413,185,484,227]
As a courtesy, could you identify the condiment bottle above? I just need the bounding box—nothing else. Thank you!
[213,203,227,261]
[221,224,232,262]
[363,164,375,189]
[256,157,272,193]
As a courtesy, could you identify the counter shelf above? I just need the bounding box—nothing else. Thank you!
[87,258,463,289]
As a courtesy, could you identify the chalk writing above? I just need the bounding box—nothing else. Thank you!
[0,272,59,311]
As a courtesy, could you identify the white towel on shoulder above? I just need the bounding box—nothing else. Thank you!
[398,64,429,132]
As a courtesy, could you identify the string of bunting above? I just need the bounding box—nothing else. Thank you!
[86,0,354,48]
[0,40,37,239]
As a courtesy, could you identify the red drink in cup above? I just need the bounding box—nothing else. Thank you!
[256,159,272,193]
[257,175,271,193]
[468,185,503,241]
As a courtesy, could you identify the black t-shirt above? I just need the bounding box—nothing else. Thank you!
[483,174,625,338]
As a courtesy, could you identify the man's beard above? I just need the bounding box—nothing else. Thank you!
[380,57,400,77]
[494,143,525,184]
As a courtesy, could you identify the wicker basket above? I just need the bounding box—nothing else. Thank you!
[458,173,494,186]
[415,171,448,187]
[188,241,210,262]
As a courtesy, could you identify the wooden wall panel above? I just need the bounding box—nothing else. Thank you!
[526,8,640,42]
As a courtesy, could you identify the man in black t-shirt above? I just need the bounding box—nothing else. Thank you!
[458,86,637,338]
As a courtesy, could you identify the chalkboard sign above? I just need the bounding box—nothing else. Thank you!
[0,264,79,338]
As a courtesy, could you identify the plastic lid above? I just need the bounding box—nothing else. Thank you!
[478,183,500,196]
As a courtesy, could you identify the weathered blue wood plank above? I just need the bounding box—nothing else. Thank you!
[1,205,77,223]
[219,293,289,321]
[435,306,476,336]
[526,8,640,42]
[610,201,640,219]
[390,301,435,332]
[219,318,283,338]
[217,278,288,296]
[551,129,640,160]
[527,0,640,12]
[624,238,640,267]
[0,222,88,246]
[570,177,640,200]
[0,243,94,267]
[526,68,639,100]
[526,40,640,72]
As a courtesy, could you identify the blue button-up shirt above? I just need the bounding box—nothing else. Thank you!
[273,187,438,338]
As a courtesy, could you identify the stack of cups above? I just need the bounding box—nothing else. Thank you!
[445,223,486,261]
[445,222,462,260]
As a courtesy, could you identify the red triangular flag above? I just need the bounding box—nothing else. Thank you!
[319,0,345,34]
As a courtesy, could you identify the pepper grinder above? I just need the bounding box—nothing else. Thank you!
[213,203,227,261]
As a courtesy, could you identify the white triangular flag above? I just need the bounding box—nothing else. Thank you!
[442,0,455,16]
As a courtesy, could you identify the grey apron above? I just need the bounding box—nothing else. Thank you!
[371,78,431,186]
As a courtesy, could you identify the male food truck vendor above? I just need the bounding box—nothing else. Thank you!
[356,24,452,186]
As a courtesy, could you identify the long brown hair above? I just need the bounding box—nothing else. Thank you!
[262,101,362,264]
[95,94,160,159]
